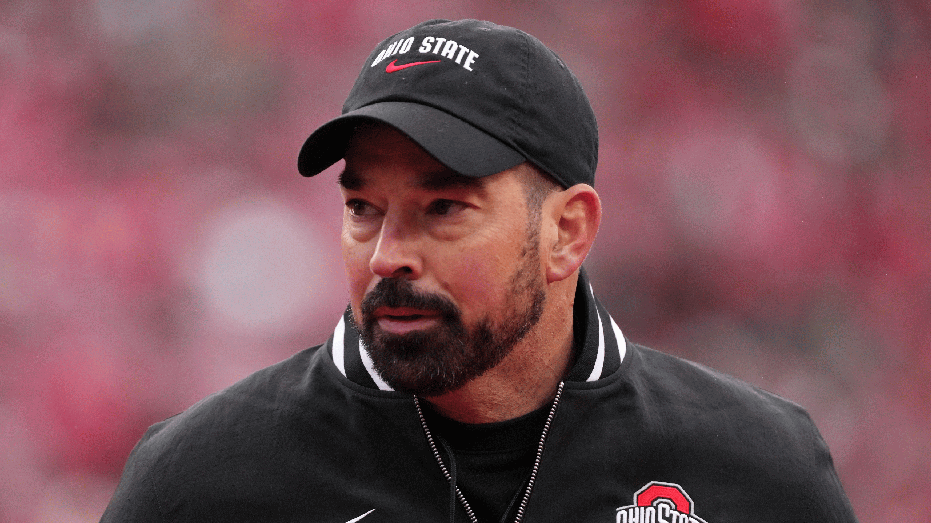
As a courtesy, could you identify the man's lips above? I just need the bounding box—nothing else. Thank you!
[373,307,441,335]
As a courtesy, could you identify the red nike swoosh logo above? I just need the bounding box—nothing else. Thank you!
[385,59,441,73]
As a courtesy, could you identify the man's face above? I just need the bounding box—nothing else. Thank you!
[339,125,547,396]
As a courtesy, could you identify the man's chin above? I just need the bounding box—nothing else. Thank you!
[360,315,512,397]
[370,355,466,396]
[364,334,477,395]
[366,328,447,359]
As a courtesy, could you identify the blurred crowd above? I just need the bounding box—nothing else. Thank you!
[1,1,928,521]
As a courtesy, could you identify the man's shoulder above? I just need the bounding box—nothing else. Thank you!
[620,342,824,456]
[101,344,336,519]
[629,342,809,417]
[144,344,329,447]
[117,344,335,479]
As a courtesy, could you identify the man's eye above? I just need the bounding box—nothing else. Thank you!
[346,199,378,217]
[427,199,466,216]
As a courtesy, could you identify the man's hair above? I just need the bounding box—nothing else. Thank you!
[519,163,561,220]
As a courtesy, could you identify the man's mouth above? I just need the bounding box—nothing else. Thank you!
[373,307,441,335]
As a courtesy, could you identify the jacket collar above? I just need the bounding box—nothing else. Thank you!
[327,268,625,390]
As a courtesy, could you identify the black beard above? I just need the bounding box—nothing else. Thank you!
[355,245,546,396]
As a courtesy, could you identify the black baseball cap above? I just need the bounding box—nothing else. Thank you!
[297,19,598,188]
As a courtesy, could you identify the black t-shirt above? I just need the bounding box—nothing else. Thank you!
[421,400,553,522]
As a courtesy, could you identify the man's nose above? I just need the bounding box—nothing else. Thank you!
[368,216,422,279]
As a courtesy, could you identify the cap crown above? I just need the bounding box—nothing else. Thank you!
[343,19,598,187]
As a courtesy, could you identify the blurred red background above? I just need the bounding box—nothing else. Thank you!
[1,1,928,521]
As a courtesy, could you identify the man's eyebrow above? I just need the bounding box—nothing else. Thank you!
[338,168,485,192]
[417,170,485,191]
[337,168,364,190]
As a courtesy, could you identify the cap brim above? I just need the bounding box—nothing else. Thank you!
[298,101,525,178]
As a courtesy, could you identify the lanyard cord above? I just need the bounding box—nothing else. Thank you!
[414,381,565,523]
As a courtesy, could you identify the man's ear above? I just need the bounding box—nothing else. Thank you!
[544,184,601,283]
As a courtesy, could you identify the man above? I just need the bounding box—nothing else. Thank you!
[101,19,859,522]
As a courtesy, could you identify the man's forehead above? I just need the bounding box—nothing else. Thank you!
[338,165,486,192]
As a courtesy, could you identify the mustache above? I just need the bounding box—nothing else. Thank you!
[360,278,461,321]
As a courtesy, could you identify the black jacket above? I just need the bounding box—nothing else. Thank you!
[101,273,858,522]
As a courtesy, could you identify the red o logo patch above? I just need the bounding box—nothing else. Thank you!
[615,481,708,523]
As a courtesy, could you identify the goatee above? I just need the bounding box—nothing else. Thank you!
[355,256,546,397]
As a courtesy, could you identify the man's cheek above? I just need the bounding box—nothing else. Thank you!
[454,258,500,296]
